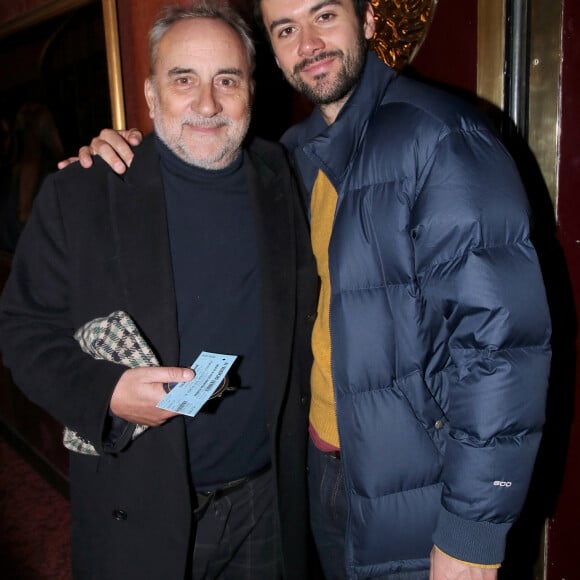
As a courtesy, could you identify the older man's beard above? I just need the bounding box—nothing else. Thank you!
[154,110,251,170]
[287,32,368,106]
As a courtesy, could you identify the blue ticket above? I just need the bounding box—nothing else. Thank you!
[156,351,238,417]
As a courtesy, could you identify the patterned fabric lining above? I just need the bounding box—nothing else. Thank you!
[63,311,159,456]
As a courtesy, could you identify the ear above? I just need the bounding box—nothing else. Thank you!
[363,3,375,40]
[144,78,156,119]
[275,55,281,69]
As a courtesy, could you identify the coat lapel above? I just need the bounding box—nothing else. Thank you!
[244,146,296,418]
[108,136,179,367]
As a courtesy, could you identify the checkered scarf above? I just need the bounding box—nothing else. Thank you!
[63,311,158,456]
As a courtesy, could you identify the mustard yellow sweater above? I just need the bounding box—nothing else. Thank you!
[309,170,340,448]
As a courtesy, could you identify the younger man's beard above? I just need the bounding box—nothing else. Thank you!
[288,32,368,105]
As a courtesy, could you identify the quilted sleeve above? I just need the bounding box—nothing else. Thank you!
[412,126,552,564]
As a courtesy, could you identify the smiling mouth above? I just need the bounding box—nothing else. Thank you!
[184,123,224,135]
[296,51,341,75]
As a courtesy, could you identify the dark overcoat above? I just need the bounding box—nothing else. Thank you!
[0,134,318,579]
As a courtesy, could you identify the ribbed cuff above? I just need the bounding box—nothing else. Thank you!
[432,508,511,565]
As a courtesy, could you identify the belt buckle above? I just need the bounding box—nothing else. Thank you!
[193,490,216,522]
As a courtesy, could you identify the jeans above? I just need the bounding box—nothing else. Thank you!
[308,439,429,580]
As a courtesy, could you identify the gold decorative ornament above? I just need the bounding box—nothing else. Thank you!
[370,0,438,71]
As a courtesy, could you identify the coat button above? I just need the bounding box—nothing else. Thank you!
[112,509,127,521]
[434,419,445,430]
[306,312,316,322]
[300,395,307,406]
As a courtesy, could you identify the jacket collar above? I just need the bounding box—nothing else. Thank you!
[288,51,397,190]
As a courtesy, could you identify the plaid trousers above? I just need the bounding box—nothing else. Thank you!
[192,467,281,579]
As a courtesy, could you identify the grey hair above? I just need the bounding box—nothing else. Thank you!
[149,1,256,76]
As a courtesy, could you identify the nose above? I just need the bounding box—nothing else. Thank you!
[298,25,325,57]
[193,83,221,116]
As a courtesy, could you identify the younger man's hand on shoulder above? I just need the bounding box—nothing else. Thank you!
[57,128,144,174]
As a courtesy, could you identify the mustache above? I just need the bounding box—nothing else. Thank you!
[182,116,232,128]
[294,50,343,74]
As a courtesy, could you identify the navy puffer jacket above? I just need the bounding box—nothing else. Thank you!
[282,52,551,577]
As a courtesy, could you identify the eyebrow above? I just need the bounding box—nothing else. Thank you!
[268,0,342,34]
[167,67,245,77]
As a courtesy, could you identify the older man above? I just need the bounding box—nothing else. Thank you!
[0,3,317,579]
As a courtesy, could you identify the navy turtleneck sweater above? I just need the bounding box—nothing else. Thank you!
[156,136,269,489]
